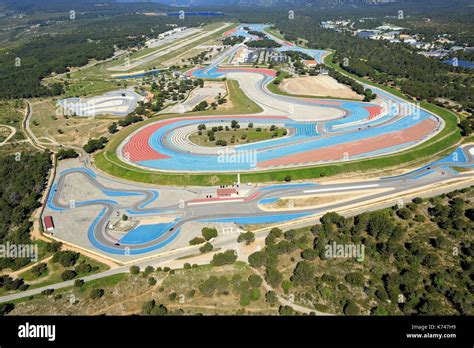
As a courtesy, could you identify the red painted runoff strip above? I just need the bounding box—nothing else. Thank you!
[123,115,289,163]
[363,105,383,120]
[258,118,438,168]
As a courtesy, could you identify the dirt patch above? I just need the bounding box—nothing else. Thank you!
[279,75,363,100]
[261,188,393,211]
[30,99,113,149]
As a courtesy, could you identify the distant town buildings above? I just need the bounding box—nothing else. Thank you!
[320,18,472,63]
[230,46,286,65]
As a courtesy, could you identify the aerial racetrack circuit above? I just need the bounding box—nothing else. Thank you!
[43,24,470,259]
[117,24,444,173]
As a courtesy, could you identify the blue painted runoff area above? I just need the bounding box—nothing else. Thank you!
[258,197,279,204]
[260,183,317,191]
[87,209,181,255]
[119,221,176,245]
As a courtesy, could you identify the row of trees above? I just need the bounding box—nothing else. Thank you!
[83,137,108,154]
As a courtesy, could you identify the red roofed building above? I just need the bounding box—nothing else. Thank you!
[303,60,318,68]
[43,216,55,232]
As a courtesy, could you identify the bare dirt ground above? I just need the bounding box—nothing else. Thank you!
[10,264,274,315]
[279,75,363,100]
[30,99,113,150]
[261,188,393,211]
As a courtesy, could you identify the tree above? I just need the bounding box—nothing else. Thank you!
[45,241,62,253]
[0,303,14,316]
[90,288,105,300]
[41,288,54,296]
[129,265,140,275]
[108,122,118,134]
[60,270,77,281]
[199,276,219,296]
[151,304,169,316]
[265,291,278,306]
[422,253,439,267]
[53,251,80,267]
[75,263,92,274]
[31,263,47,278]
[343,301,360,315]
[459,118,473,136]
[266,227,283,245]
[291,261,314,286]
[367,212,393,238]
[144,266,154,275]
[265,267,283,288]
[465,208,474,221]
[396,208,413,220]
[250,288,261,301]
[248,274,263,288]
[192,100,208,111]
[418,297,443,315]
[246,39,282,48]
[201,227,218,241]
[248,251,266,268]
[142,299,156,315]
[216,276,230,295]
[74,279,84,287]
[199,242,213,254]
[189,237,205,245]
[345,272,365,287]
[83,137,108,154]
[118,115,143,127]
[414,214,426,223]
[301,248,318,260]
[210,250,237,266]
[237,231,255,245]
[57,148,79,160]
[278,305,297,315]
[148,277,157,286]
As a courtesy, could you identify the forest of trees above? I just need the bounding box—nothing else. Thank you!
[223,35,245,46]
[248,188,473,315]
[0,152,52,271]
[246,39,281,48]
[0,14,216,99]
